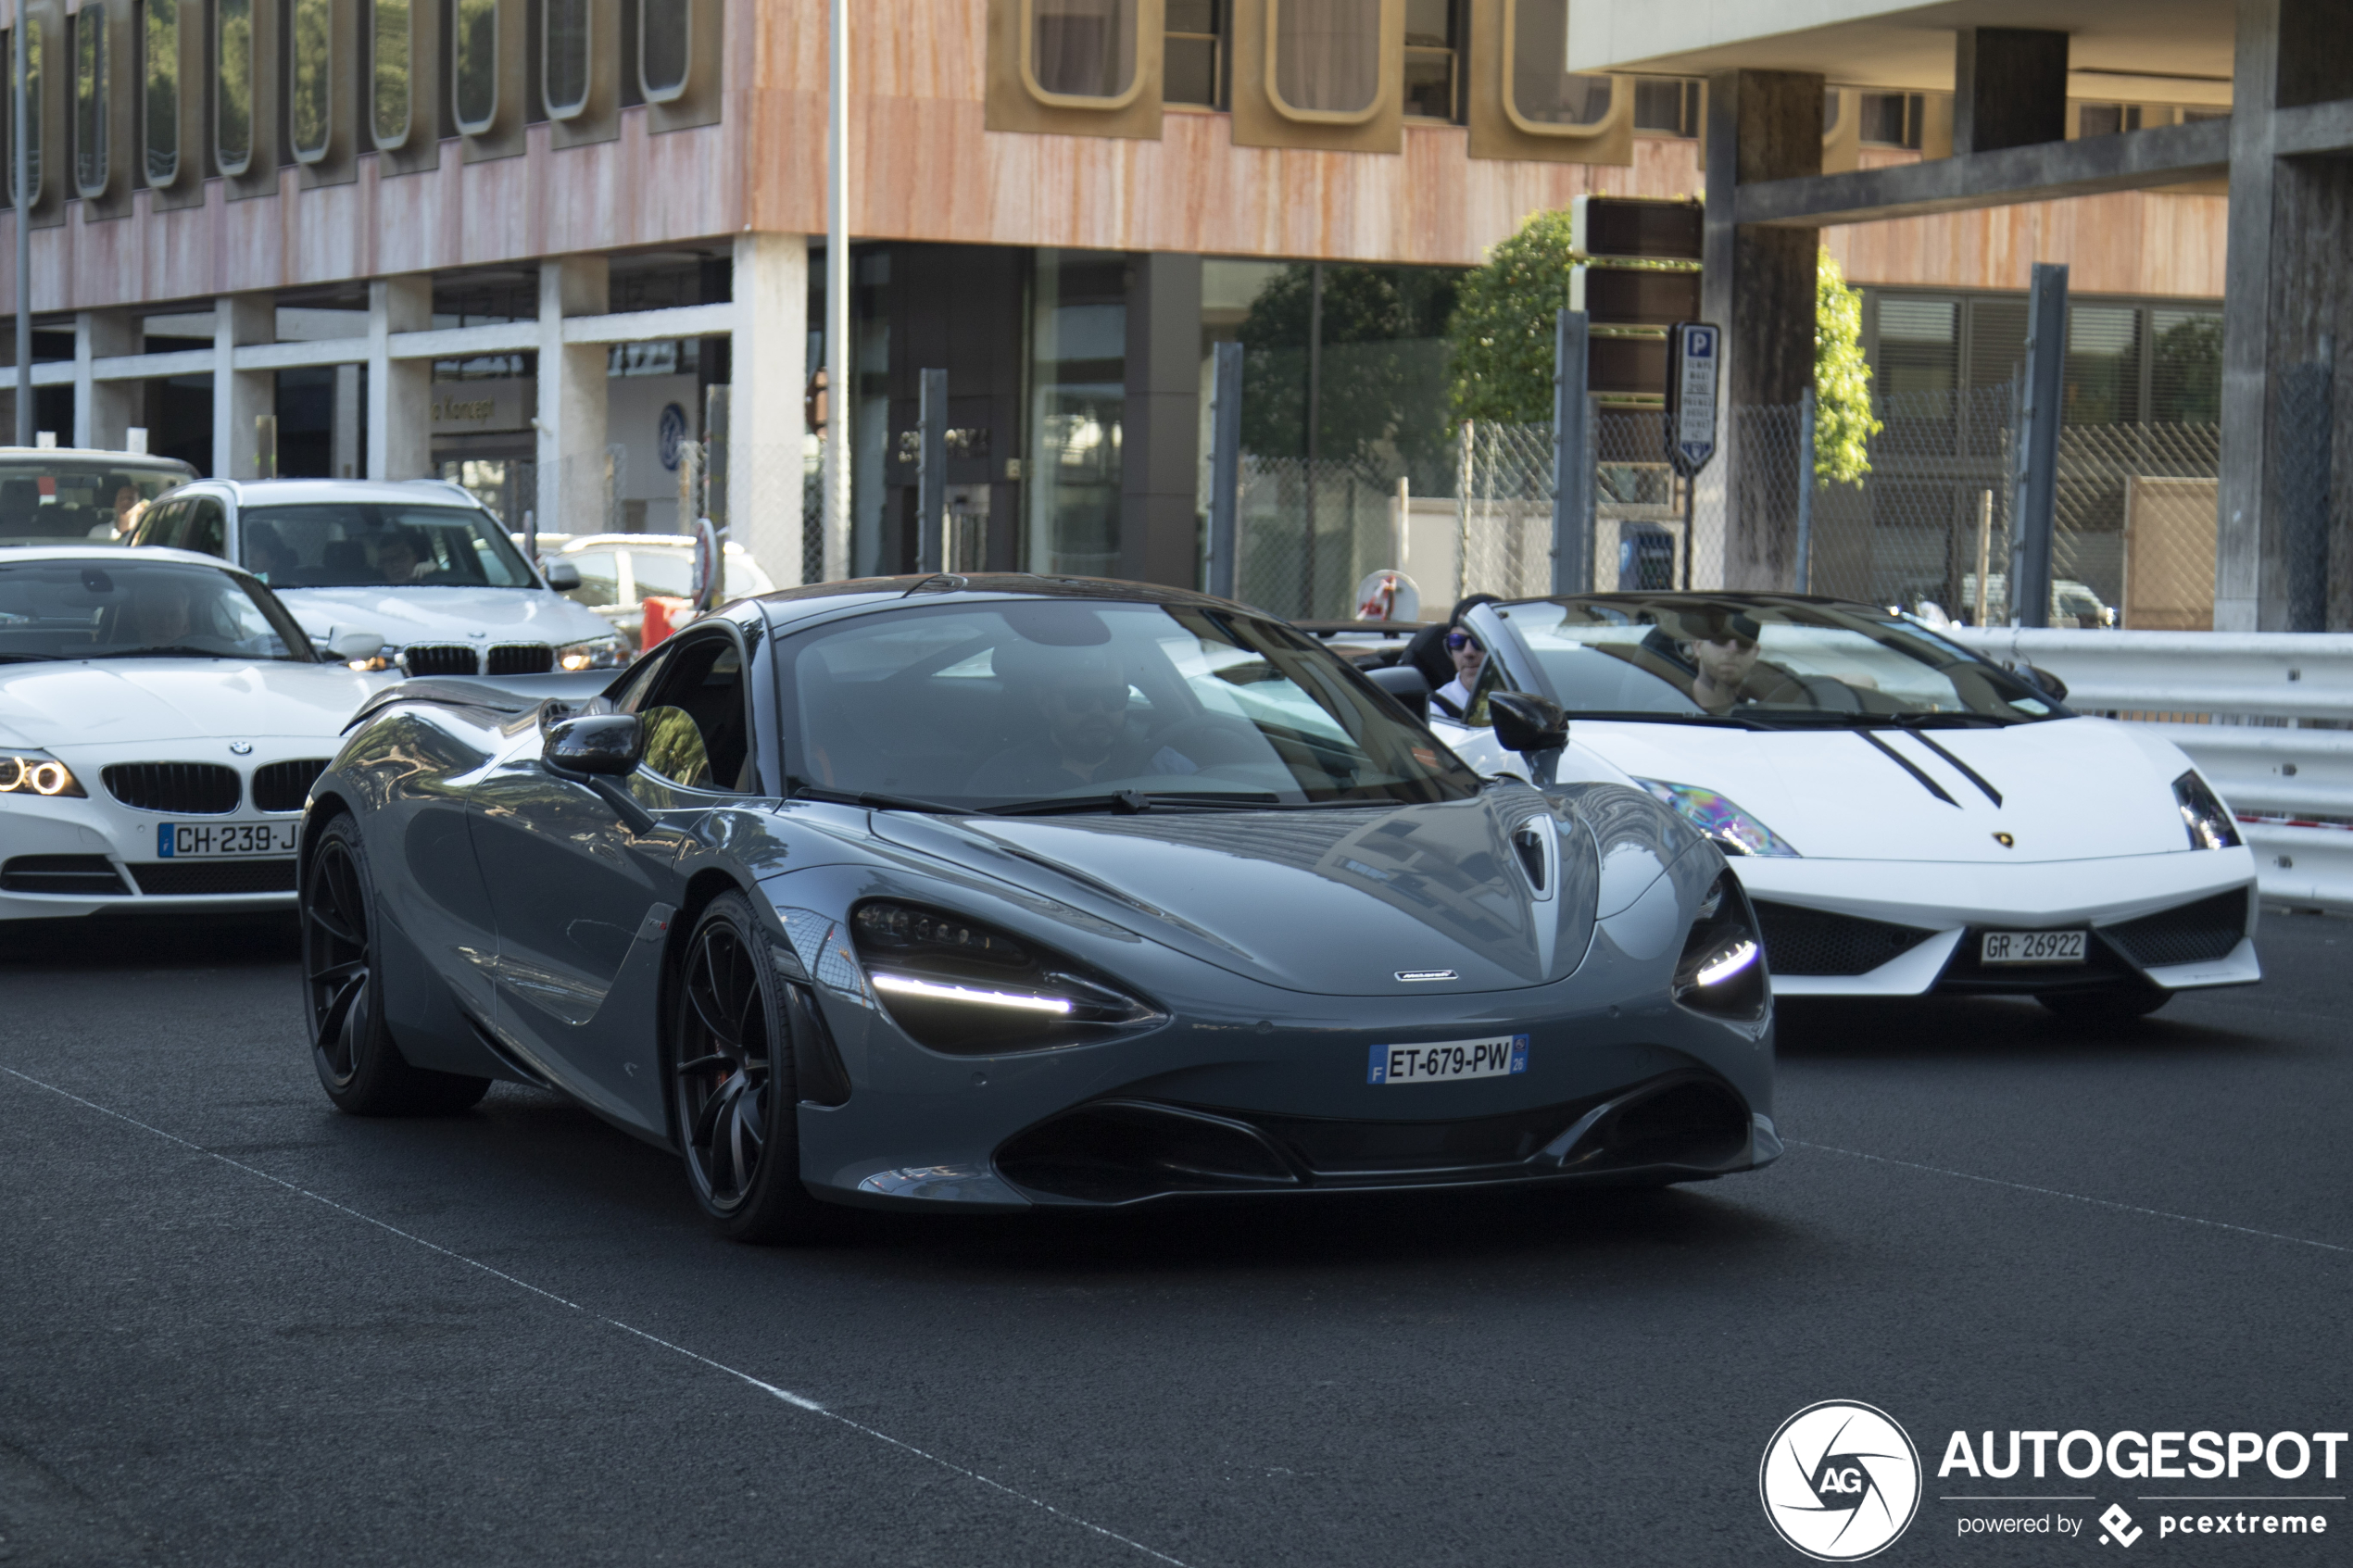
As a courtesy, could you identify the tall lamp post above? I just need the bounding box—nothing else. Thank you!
[822,0,850,581]
[14,7,29,446]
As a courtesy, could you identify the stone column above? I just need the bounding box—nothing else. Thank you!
[1120,252,1205,590]
[331,364,361,479]
[367,277,433,480]
[1702,70,1823,590]
[73,309,141,450]
[535,257,610,536]
[212,295,275,480]
[729,232,808,584]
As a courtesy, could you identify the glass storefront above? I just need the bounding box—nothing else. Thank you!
[1026,250,1127,577]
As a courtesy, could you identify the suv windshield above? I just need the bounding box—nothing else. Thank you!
[1499,595,2061,724]
[0,460,192,546]
[783,599,1480,810]
[0,558,314,662]
[237,503,536,589]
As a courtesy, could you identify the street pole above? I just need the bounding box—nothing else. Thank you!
[2009,262,2068,628]
[823,0,850,582]
[915,368,946,574]
[1551,307,1591,596]
[1794,386,1816,593]
[1205,341,1242,600]
[14,8,29,446]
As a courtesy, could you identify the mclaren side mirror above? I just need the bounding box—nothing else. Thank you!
[327,628,385,661]
[544,713,644,777]
[2025,665,2070,703]
[1490,691,1569,756]
[543,558,584,592]
[1366,663,1431,724]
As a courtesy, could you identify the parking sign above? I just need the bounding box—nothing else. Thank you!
[1666,322,1720,476]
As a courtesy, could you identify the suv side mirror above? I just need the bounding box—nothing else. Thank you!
[544,713,643,777]
[2025,665,2069,703]
[326,628,384,662]
[544,558,583,592]
[1365,663,1430,724]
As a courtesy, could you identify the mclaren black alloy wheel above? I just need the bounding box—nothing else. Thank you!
[672,892,841,1244]
[301,813,491,1115]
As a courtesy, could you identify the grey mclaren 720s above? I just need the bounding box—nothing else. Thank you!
[298,575,1779,1241]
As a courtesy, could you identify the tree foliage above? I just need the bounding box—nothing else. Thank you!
[1446,209,1579,426]
[1814,249,1879,486]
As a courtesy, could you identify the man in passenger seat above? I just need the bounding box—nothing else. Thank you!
[964,642,1198,797]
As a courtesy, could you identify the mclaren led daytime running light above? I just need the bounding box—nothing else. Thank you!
[1694,939,1758,987]
[869,972,1075,1015]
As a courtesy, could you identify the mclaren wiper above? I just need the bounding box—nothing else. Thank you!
[0,651,65,662]
[789,784,973,816]
[984,789,1284,817]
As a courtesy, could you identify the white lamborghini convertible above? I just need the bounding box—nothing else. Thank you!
[1424,592,2258,1018]
[0,546,385,921]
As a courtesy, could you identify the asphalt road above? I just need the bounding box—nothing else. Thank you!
[4,910,2349,1568]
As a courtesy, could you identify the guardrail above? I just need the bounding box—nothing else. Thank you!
[1944,628,2353,912]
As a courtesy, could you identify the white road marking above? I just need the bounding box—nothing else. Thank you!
[1791,1138,2351,1257]
[3,1066,1192,1568]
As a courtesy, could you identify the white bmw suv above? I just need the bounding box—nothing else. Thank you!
[131,478,629,675]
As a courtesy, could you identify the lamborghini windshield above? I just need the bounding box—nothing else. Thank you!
[782,598,1480,810]
[1495,595,2062,724]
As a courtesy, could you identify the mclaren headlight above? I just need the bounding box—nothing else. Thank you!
[559,634,632,671]
[1672,872,1768,1022]
[849,899,1164,1055]
[2173,770,2241,850]
[1634,778,1799,858]
[0,748,85,798]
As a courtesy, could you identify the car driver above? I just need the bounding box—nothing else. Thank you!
[966,642,1197,797]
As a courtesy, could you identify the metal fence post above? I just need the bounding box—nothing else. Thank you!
[703,383,730,541]
[1206,342,1242,600]
[915,368,947,573]
[2010,262,2068,628]
[2284,334,2335,633]
[1795,387,1816,593]
[1552,308,1592,595]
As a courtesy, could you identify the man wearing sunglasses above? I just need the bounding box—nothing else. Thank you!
[1404,594,1501,721]
[1432,627,1487,720]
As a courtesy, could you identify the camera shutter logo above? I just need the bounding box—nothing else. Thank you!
[1759,1400,1921,1561]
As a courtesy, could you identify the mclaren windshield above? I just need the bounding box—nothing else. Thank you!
[0,558,315,662]
[783,598,1481,811]
[1494,595,2062,725]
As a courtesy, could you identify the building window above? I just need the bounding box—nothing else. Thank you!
[73,4,106,195]
[1027,250,1126,577]
[291,0,331,160]
[1164,0,1220,107]
[1269,0,1379,120]
[372,0,410,143]
[1026,0,1139,104]
[1631,77,1698,137]
[216,0,253,173]
[1505,0,1613,130]
[2078,102,2143,138]
[545,0,591,118]
[1401,0,1454,120]
[1859,91,1923,148]
[641,0,688,103]
[145,0,177,184]
[455,0,497,130]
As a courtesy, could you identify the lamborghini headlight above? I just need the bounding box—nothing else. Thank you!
[1672,872,1768,1021]
[0,748,84,798]
[2173,770,2241,850]
[559,634,631,671]
[1633,778,1800,858]
[849,899,1163,1055]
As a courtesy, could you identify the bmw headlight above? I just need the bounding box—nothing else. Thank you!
[849,899,1163,1055]
[559,634,631,671]
[2173,770,2241,850]
[1634,778,1799,858]
[0,748,85,797]
[1672,872,1768,1021]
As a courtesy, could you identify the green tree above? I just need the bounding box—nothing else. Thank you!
[1814,248,1878,485]
[1446,208,1578,426]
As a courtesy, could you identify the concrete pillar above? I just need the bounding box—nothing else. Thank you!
[1702,69,1823,590]
[74,311,141,450]
[535,257,610,536]
[331,364,361,479]
[1121,252,1205,590]
[367,277,433,481]
[728,232,807,584]
[2215,0,2353,631]
[1953,29,2070,156]
[212,295,275,480]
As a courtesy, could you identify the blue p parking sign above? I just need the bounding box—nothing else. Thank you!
[1666,322,1720,477]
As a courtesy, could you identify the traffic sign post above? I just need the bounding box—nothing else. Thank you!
[1664,322,1721,590]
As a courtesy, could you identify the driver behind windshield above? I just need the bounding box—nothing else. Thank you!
[124,574,198,646]
[373,530,430,583]
[1673,608,1803,714]
[965,640,1199,797]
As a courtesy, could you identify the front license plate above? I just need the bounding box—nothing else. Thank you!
[157,822,300,858]
[1980,929,2086,965]
[1368,1035,1529,1085]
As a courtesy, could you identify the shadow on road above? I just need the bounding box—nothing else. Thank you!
[1773,994,2269,1061]
[0,913,299,971]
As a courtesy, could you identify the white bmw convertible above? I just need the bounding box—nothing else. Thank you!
[0,546,384,921]
[1425,592,2259,1019]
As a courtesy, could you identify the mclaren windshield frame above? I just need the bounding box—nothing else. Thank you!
[1475,593,2070,729]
